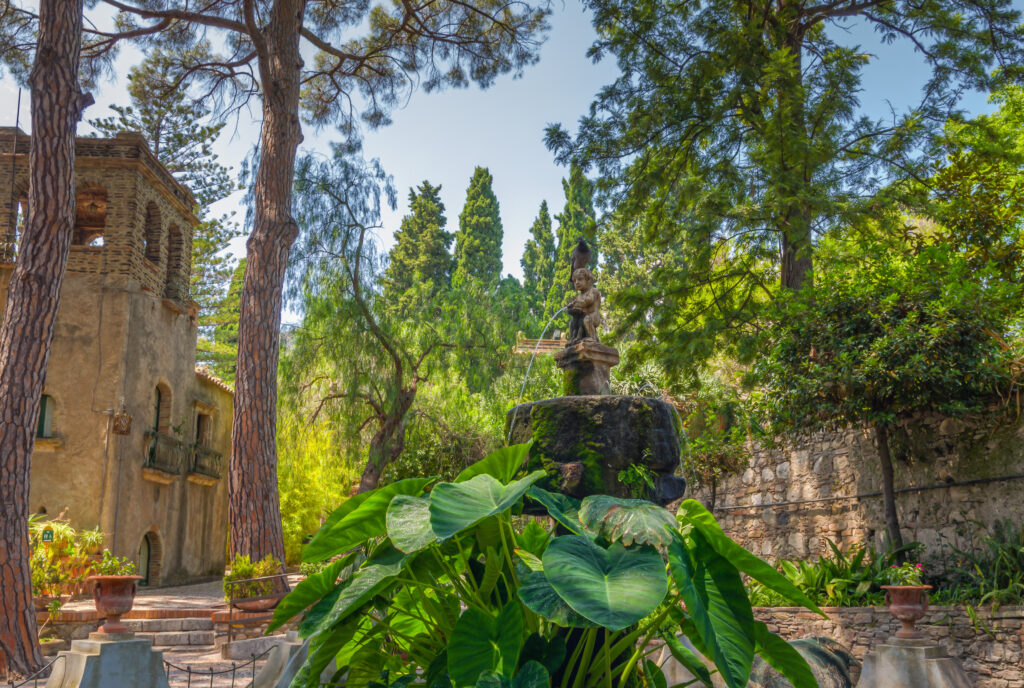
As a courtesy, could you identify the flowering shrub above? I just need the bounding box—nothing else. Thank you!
[881,561,924,586]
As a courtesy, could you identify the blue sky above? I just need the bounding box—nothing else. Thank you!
[0,3,1010,291]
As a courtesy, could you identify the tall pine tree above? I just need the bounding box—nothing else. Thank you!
[547,163,597,319]
[521,200,556,321]
[382,181,451,302]
[453,167,503,287]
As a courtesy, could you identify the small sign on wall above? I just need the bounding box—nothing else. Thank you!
[41,528,53,543]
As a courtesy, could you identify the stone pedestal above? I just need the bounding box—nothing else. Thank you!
[45,634,170,688]
[855,637,971,688]
[554,341,620,395]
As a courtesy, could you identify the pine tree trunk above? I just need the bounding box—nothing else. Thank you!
[874,422,905,556]
[0,0,87,676]
[778,26,813,292]
[228,1,304,563]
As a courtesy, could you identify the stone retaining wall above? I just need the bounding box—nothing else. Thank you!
[694,410,1024,563]
[757,605,1024,687]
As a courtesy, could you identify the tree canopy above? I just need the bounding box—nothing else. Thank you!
[454,166,504,287]
[548,0,1024,378]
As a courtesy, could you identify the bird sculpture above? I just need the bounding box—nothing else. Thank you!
[569,238,592,285]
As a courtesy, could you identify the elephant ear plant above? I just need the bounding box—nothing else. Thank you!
[271,443,823,688]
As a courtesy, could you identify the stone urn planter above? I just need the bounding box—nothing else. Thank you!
[87,574,144,633]
[881,584,932,639]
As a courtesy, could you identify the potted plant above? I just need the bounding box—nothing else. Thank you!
[880,561,932,639]
[86,550,142,634]
[223,554,287,612]
[30,551,66,611]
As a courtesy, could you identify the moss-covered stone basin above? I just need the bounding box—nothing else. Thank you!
[505,395,685,505]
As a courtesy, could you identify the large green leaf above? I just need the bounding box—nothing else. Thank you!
[525,486,585,535]
[304,477,434,562]
[667,529,754,688]
[579,495,676,547]
[511,661,550,688]
[676,500,823,615]
[520,634,566,676]
[387,495,438,553]
[474,662,550,688]
[447,601,524,686]
[290,619,360,688]
[299,548,407,636]
[515,519,551,556]
[456,442,532,484]
[752,622,817,688]
[430,471,547,539]
[271,552,356,631]
[518,569,598,628]
[542,535,667,631]
[660,633,712,687]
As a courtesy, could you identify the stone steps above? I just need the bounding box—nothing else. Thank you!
[124,618,216,647]
[134,630,216,647]
[124,617,213,633]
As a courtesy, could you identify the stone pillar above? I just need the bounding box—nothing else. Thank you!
[45,634,170,688]
[554,341,620,395]
[855,637,971,688]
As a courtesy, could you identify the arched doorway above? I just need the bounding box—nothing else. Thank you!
[138,534,151,585]
[137,530,163,586]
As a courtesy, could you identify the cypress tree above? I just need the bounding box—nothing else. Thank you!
[547,163,597,319]
[521,200,556,321]
[453,167,503,287]
[382,181,451,301]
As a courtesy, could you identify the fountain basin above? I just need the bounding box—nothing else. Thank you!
[506,395,686,505]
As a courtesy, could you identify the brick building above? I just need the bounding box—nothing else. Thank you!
[0,127,231,584]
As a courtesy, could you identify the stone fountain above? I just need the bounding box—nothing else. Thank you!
[505,251,687,505]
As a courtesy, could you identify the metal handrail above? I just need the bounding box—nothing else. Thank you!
[6,654,65,688]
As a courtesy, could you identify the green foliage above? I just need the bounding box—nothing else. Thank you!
[751,239,1015,432]
[28,513,107,596]
[92,550,138,577]
[746,540,917,608]
[277,410,359,563]
[200,259,245,383]
[934,519,1024,607]
[383,181,453,304]
[546,165,597,320]
[454,167,504,287]
[881,562,926,587]
[272,444,818,688]
[223,554,282,601]
[521,201,556,322]
[548,0,1024,378]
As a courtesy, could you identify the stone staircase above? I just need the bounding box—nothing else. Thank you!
[123,617,216,648]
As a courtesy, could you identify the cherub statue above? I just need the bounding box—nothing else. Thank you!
[566,267,602,344]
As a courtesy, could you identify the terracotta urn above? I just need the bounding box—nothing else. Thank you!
[87,575,144,634]
[881,584,932,639]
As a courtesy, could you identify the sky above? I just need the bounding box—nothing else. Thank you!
[0,3,1014,308]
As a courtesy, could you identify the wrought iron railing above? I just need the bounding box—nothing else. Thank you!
[163,647,273,688]
[6,654,65,688]
[144,431,191,475]
[190,445,223,479]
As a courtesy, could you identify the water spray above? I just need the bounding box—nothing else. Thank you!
[505,306,568,445]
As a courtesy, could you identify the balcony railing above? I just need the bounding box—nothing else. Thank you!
[144,431,191,475]
[191,445,224,479]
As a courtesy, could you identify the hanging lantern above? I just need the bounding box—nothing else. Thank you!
[113,401,132,435]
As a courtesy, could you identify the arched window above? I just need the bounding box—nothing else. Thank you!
[153,384,171,434]
[36,395,55,438]
[143,202,162,262]
[73,186,107,246]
